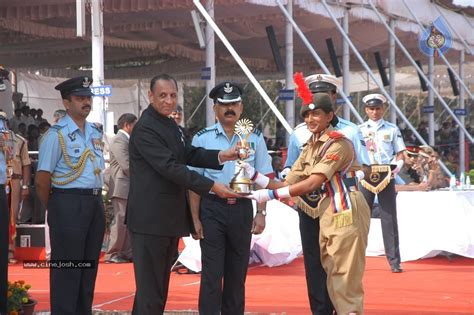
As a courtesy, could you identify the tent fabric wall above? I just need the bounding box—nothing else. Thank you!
[16,73,149,124]
[247,0,474,51]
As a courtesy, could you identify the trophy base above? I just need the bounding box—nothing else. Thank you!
[230,180,252,195]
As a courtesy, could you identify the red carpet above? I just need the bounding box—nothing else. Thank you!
[8,252,474,314]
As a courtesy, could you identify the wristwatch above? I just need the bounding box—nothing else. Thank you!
[257,209,267,216]
[21,185,29,190]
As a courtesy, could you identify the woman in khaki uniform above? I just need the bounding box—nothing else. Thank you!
[245,91,370,314]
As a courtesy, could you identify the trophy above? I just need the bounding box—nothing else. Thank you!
[229,119,255,195]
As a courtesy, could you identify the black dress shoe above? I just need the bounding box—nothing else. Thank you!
[105,257,130,264]
[391,266,403,273]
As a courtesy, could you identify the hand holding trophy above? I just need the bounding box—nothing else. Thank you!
[229,119,255,195]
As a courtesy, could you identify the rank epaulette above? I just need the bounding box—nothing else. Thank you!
[48,124,64,133]
[384,121,397,129]
[91,123,103,133]
[196,127,215,137]
[253,128,262,136]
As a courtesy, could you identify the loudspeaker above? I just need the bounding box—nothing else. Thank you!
[374,51,390,86]
[415,60,428,92]
[265,26,285,72]
[325,38,342,77]
[447,68,459,96]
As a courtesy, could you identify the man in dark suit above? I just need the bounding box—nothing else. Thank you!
[105,113,137,263]
[126,74,241,315]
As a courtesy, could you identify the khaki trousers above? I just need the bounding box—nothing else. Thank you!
[8,179,21,256]
[319,190,370,315]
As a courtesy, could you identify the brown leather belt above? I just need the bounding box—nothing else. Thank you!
[11,174,22,180]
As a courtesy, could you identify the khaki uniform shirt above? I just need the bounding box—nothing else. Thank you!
[11,133,31,176]
[285,126,359,219]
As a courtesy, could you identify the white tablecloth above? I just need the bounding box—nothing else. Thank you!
[180,191,474,270]
[178,200,303,272]
[366,190,474,262]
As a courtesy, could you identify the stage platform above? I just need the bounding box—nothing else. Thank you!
[7,250,474,314]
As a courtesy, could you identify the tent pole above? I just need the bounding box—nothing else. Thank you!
[205,0,215,127]
[193,0,292,134]
[185,94,207,126]
[285,0,295,138]
[389,18,396,124]
[367,0,473,144]
[428,55,435,146]
[275,0,363,123]
[256,95,280,128]
[459,49,465,176]
[461,11,474,29]
[402,0,473,100]
[342,7,350,120]
[320,0,452,176]
[137,79,141,115]
[91,0,105,127]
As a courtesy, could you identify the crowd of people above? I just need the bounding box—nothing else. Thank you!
[401,119,473,175]
[0,71,470,315]
[8,106,52,152]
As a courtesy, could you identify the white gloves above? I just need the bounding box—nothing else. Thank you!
[239,161,270,188]
[392,159,404,176]
[280,167,290,180]
[246,186,291,203]
[246,189,273,203]
[355,170,365,181]
[239,161,256,178]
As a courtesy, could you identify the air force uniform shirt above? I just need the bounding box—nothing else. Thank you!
[285,117,370,168]
[358,119,406,165]
[37,114,105,189]
[189,122,272,183]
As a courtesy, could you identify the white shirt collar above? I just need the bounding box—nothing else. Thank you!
[118,129,130,139]
[369,119,384,128]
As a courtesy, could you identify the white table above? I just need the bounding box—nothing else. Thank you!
[178,200,303,272]
[367,190,474,262]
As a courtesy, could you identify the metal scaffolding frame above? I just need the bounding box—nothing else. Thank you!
[275,0,364,123]
[402,0,474,100]
[433,4,473,55]
[194,0,293,134]
[320,0,453,176]
[367,0,473,144]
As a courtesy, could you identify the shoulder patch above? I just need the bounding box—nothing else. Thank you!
[49,124,63,132]
[328,131,345,139]
[92,123,103,133]
[196,127,214,137]
[253,128,262,136]
[325,153,340,161]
